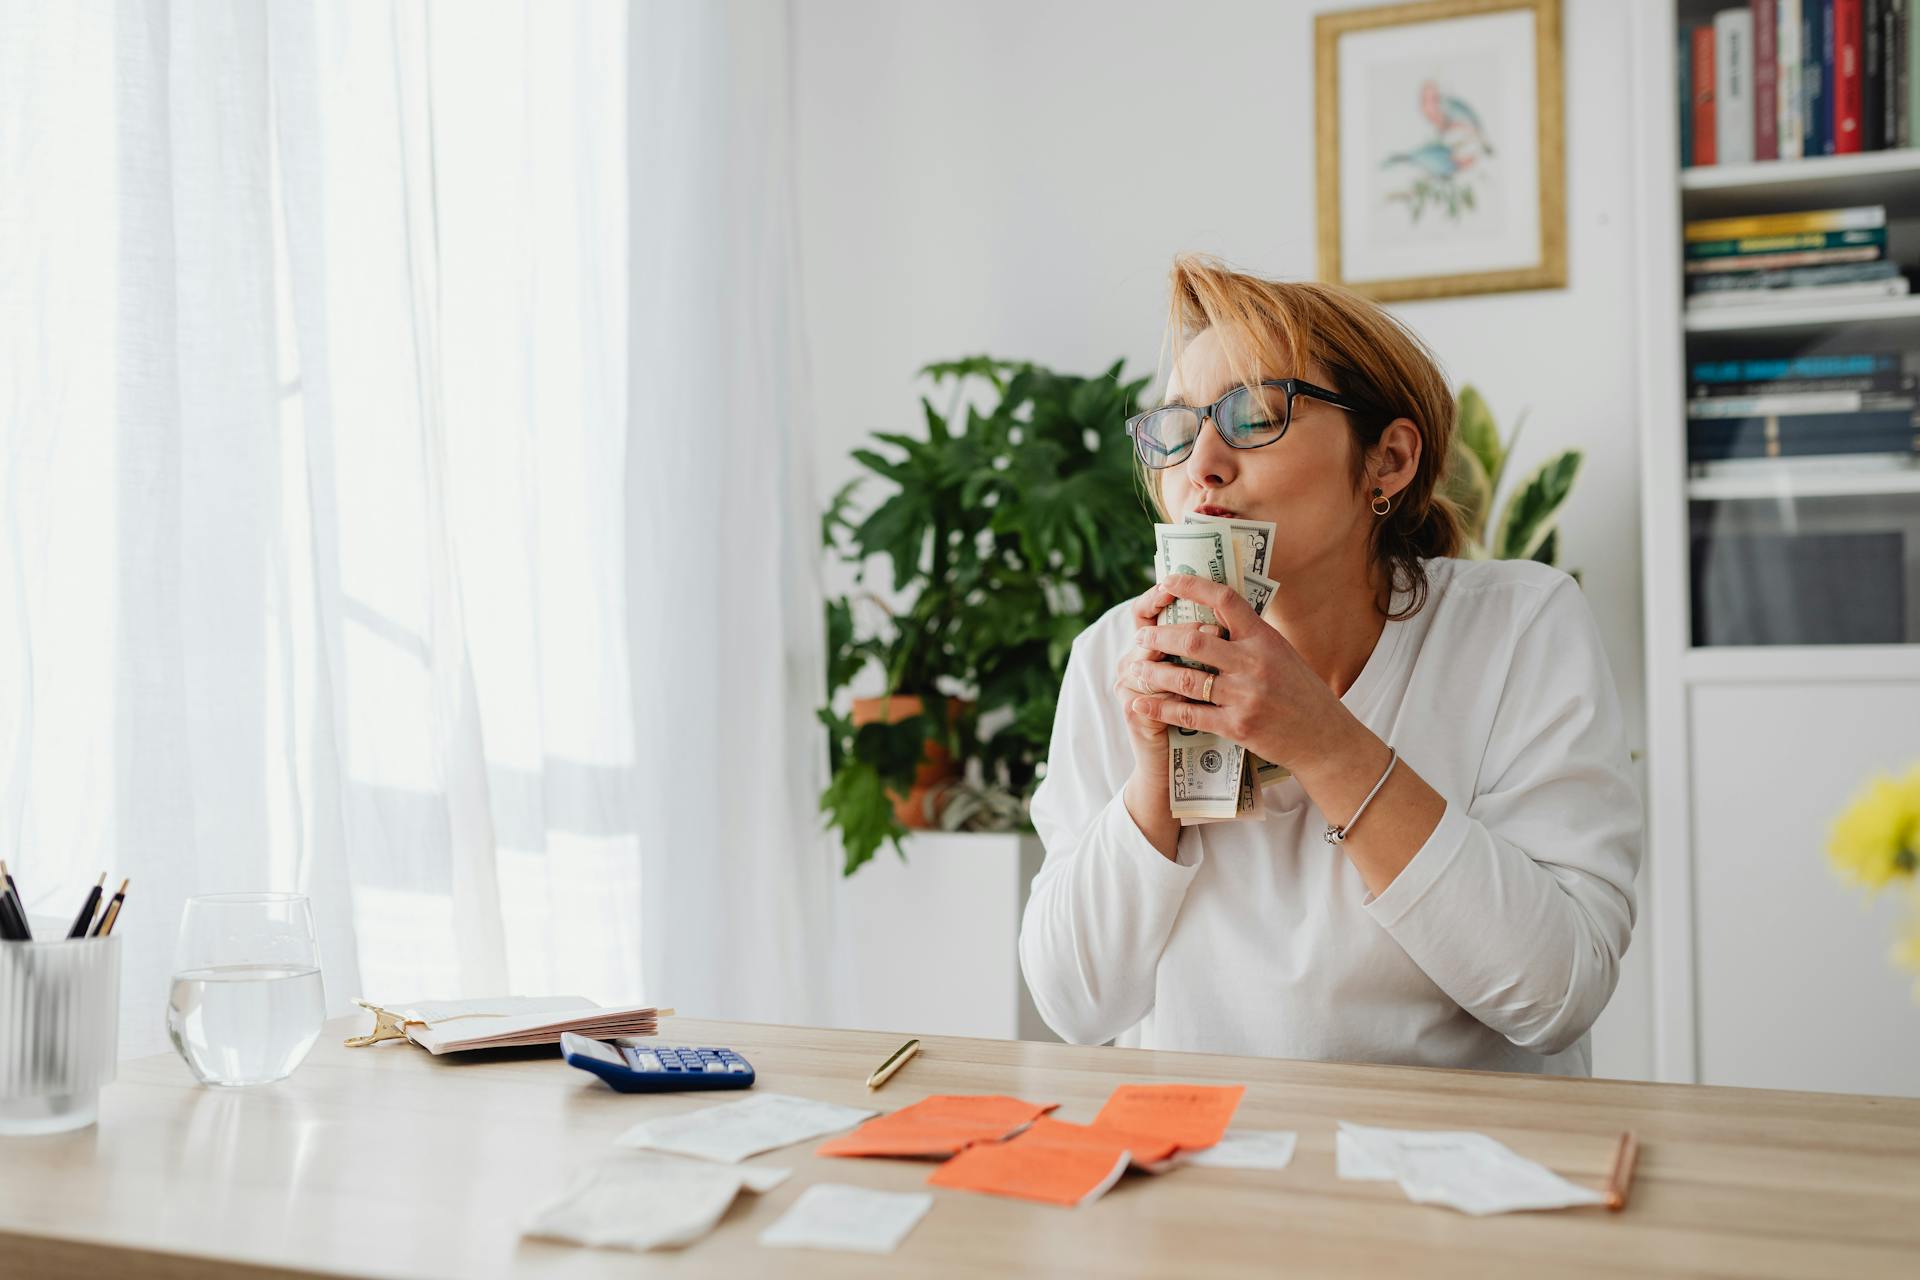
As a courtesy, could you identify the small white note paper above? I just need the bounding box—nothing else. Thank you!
[759,1184,933,1255]
[524,1153,790,1251]
[1178,1128,1298,1170]
[1336,1121,1606,1216]
[617,1093,878,1164]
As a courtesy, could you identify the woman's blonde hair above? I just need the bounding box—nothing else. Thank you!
[1146,253,1463,619]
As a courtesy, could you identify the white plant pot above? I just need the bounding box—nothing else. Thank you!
[829,831,1057,1043]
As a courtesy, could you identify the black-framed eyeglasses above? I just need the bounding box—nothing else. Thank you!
[1124,378,1372,470]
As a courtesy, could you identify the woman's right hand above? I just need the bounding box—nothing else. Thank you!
[1111,582,1214,858]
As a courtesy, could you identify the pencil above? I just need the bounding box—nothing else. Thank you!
[866,1038,920,1090]
[0,860,30,942]
[1604,1130,1639,1212]
[91,878,130,938]
[67,873,106,939]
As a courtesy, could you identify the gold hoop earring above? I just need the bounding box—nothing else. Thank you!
[1370,487,1392,517]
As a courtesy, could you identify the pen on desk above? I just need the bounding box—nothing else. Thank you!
[866,1038,920,1091]
[1604,1130,1639,1212]
[0,860,30,941]
[67,873,106,939]
[91,878,130,938]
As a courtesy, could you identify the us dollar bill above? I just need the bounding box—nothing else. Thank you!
[1240,570,1278,619]
[1248,751,1291,789]
[1170,725,1246,822]
[1182,512,1276,580]
[1154,523,1246,821]
[1175,519,1292,798]
[1236,752,1265,817]
[1152,523,1241,670]
[1180,748,1265,825]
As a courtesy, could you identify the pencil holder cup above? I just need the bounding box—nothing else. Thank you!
[0,930,121,1135]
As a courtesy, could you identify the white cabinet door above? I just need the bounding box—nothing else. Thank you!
[1691,682,1920,1096]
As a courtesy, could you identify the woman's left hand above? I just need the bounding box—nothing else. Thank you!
[1125,573,1357,773]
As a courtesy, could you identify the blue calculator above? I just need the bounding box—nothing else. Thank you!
[561,1031,756,1093]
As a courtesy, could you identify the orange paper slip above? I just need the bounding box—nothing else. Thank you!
[1092,1083,1245,1150]
[926,1117,1178,1207]
[816,1095,1059,1158]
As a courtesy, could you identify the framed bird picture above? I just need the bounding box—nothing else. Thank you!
[1315,0,1565,302]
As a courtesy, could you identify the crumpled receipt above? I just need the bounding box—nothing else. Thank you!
[1336,1121,1607,1216]
[524,1152,792,1251]
[1176,1128,1298,1171]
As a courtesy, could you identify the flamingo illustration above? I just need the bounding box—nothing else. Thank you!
[1381,80,1491,222]
[1419,80,1494,156]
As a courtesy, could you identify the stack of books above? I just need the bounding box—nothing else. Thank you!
[1687,349,1920,471]
[1681,1,1917,167]
[1685,204,1908,308]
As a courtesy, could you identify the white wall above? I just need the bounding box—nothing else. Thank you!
[793,0,1653,1078]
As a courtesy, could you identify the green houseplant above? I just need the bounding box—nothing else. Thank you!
[819,356,1154,875]
[819,376,1584,876]
[1442,384,1583,572]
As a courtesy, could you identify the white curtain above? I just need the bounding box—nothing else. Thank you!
[2,0,829,1055]
[627,0,832,1024]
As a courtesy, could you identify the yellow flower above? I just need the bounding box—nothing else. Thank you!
[1827,766,1920,892]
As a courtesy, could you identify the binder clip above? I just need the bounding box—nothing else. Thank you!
[344,999,414,1048]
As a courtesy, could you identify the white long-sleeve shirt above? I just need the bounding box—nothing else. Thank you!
[1020,556,1641,1076]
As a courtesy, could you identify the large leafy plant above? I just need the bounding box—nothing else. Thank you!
[1442,384,1583,571]
[819,356,1154,875]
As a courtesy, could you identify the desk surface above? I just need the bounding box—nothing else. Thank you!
[2,1017,1918,1278]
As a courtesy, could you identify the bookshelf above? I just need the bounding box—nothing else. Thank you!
[1685,459,1920,496]
[1681,293,1920,330]
[1634,2,1920,1096]
[1679,146,1920,207]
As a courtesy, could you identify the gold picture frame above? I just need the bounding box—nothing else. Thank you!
[1315,0,1565,302]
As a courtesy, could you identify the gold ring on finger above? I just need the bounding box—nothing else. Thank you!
[1201,672,1216,704]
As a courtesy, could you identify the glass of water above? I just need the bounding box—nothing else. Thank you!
[166,893,325,1087]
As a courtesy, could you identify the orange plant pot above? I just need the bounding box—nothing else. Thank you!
[849,694,966,829]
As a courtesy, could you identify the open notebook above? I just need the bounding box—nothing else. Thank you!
[346,996,671,1055]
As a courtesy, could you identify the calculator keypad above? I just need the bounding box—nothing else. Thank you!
[621,1044,752,1075]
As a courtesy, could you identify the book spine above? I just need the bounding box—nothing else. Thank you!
[1837,0,1865,149]
[1758,0,1781,158]
[1684,227,1887,256]
[1692,372,1918,397]
[1684,204,1886,239]
[1687,260,1903,291]
[1896,0,1912,145]
[1689,411,1920,460]
[1812,0,1835,153]
[1695,22,1719,164]
[1680,22,1696,164]
[1692,353,1899,382]
[1719,9,1757,163]
[1689,408,1918,436]
[1889,0,1904,142]
[1684,246,1884,272]
[1690,391,1876,416]
[1780,0,1807,156]
[1685,278,1907,305]
[1865,0,1886,148]
[1692,437,1919,461]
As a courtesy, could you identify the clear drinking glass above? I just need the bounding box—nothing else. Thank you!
[166,893,325,1087]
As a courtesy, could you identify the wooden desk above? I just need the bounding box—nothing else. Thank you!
[2,1017,1917,1277]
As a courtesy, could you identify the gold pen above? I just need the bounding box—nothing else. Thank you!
[866,1038,919,1090]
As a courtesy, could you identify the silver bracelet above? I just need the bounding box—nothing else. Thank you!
[1324,747,1398,845]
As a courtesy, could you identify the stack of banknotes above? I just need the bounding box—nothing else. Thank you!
[1153,515,1289,823]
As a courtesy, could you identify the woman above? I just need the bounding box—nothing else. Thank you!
[1019,255,1640,1075]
